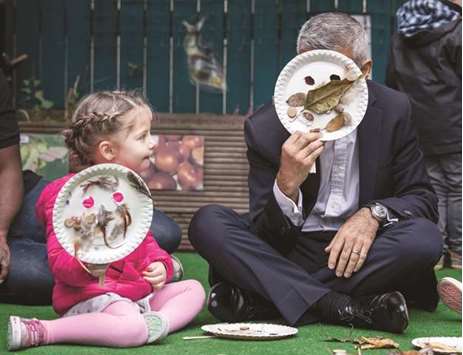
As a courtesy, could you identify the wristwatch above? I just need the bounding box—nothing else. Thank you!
[365,202,398,227]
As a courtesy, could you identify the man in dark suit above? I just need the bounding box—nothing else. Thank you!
[189,12,442,333]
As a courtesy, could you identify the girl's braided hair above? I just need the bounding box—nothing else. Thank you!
[63,90,153,172]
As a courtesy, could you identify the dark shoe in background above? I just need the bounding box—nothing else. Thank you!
[207,282,280,322]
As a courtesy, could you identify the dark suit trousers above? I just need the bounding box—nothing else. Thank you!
[188,204,443,325]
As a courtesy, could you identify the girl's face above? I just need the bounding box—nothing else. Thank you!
[109,106,155,174]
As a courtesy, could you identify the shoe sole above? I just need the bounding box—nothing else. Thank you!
[7,316,21,351]
[437,277,462,314]
[143,312,169,343]
[396,291,409,322]
[392,291,409,333]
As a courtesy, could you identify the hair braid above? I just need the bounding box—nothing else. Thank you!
[63,90,153,172]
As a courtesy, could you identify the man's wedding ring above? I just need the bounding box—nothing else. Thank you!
[352,250,361,255]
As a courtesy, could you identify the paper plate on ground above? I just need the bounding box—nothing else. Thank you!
[412,337,462,353]
[201,323,298,340]
[274,49,368,141]
[53,163,153,265]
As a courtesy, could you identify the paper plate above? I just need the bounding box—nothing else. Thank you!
[412,337,462,353]
[201,323,298,341]
[274,49,368,141]
[53,163,153,264]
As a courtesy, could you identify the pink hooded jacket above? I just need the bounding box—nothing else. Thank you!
[36,174,174,315]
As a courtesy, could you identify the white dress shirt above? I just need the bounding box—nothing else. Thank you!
[273,129,360,232]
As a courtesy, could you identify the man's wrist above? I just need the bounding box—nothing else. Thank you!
[361,207,380,228]
[276,177,299,203]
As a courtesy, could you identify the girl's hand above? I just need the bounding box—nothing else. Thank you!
[143,261,167,289]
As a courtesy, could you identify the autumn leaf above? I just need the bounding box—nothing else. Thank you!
[304,73,364,114]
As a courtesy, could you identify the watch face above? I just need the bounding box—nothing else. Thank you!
[374,205,387,219]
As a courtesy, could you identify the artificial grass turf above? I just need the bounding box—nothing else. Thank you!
[0,252,460,354]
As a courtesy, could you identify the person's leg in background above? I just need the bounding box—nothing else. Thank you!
[441,153,462,269]
[0,176,52,304]
[150,209,182,254]
[425,153,462,269]
[149,210,184,281]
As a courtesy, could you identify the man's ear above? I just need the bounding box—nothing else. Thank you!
[97,140,117,161]
[360,59,373,78]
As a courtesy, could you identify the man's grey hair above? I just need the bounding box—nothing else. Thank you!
[296,12,369,67]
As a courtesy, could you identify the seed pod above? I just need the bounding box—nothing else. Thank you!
[325,113,345,132]
[343,112,352,125]
[287,106,298,119]
[286,92,306,107]
[334,104,344,113]
[302,110,314,121]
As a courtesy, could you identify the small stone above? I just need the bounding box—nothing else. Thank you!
[303,110,314,121]
[287,106,298,119]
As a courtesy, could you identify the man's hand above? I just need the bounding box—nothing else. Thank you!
[325,208,380,278]
[0,235,10,283]
[276,131,324,203]
[143,261,167,290]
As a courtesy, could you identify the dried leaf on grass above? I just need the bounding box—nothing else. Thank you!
[326,336,399,350]
[357,336,399,350]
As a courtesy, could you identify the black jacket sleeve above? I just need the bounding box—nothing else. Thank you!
[374,98,438,223]
[244,118,301,255]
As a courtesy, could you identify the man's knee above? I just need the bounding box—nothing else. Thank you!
[398,218,443,262]
[188,204,230,246]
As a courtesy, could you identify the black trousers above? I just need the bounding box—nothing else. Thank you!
[188,204,443,325]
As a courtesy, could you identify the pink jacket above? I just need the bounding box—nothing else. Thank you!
[36,174,174,315]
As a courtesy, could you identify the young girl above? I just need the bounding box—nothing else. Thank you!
[7,91,206,351]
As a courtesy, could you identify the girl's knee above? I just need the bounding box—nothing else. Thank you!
[184,279,206,307]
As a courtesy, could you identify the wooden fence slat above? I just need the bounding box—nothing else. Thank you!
[146,0,171,112]
[66,0,91,101]
[280,0,307,70]
[253,0,278,110]
[337,0,363,12]
[41,0,65,108]
[368,0,391,83]
[309,0,336,12]
[227,0,251,114]
[93,0,117,90]
[120,0,144,91]
[172,0,197,112]
[198,0,224,113]
[15,0,41,105]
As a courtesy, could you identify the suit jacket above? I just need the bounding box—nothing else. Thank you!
[244,80,438,255]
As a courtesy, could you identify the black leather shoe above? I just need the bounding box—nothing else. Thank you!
[337,291,409,333]
[207,282,280,322]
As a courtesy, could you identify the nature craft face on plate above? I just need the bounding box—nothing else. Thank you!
[53,164,154,265]
[274,50,369,141]
[63,175,133,256]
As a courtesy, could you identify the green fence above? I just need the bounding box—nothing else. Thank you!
[6,0,405,116]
